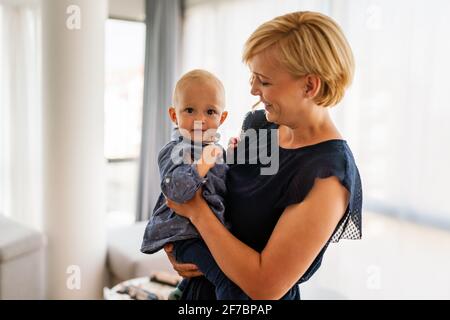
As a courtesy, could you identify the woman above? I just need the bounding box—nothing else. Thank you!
[164,11,362,300]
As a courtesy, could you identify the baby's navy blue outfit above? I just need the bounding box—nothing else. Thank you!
[141,128,250,299]
[180,110,363,300]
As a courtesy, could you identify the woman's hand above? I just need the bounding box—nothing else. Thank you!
[163,243,203,278]
[165,188,207,221]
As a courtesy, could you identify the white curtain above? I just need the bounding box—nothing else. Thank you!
[0,0,42,230]
[182,0,450,227]
[331,0,450,226]
[136,0,182,221]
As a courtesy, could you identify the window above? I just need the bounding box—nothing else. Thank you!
[105,18,146,227]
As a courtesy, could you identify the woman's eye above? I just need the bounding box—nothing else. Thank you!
[252,75,270,87]
[259,78,271,86]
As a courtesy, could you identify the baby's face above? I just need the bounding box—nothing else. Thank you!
[170,80,227,143]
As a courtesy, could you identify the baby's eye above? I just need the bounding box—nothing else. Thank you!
[207,109,217,115]
[185,107,194,113]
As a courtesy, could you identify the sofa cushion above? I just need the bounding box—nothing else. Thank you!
[107,221,174,282]
[0,215,46,262]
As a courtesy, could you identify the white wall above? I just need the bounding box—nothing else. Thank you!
[301,212,450,299]
[109,0,145,21]
[42,0,108,299]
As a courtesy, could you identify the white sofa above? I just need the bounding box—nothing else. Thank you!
[0,215,46,299]
[106,221,175,286]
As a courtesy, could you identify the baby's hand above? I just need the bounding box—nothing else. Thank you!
[200,144,223,168]
[196,144,223,177]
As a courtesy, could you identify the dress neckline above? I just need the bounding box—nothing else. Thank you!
[278,138,347,152]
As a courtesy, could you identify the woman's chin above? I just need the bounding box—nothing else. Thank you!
[264,109,275,122]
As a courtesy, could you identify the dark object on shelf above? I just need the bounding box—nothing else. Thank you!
[117,285,159,300]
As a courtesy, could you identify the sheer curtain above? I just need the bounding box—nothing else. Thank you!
[136,0,182,221]
[182,0,450,227]
[0,0,42,230]
[331,0,450,227]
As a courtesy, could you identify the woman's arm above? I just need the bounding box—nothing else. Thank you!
[166,176,349,299]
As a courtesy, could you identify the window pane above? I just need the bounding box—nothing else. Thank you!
[105,19,146,227]
[105,19,145,160]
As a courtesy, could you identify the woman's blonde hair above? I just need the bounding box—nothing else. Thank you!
[243,11,354,107]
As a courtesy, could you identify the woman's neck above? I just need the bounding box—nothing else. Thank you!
[278,108,342,149]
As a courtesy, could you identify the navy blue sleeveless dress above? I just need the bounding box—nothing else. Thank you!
[181,110,363,300]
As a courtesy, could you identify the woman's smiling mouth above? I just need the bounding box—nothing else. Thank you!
[264,102,273,110]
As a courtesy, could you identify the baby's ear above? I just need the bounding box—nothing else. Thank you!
[168,107,177,124]
[219,110,228,125]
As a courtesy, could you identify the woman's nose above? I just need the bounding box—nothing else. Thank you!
[250,82,261,96]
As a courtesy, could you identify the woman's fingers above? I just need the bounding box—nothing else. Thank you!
[174,262,199,272]
[164,243,174,253]
[177,269,204,278]
[165,198,176,210]
[163,243,204,278]
[173,261,203,278]
[172,260,203,277]
[165,198,183,214]
[171,259,202,276]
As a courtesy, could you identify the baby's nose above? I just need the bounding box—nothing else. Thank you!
[193,119,205,129]
[195,115,207,123]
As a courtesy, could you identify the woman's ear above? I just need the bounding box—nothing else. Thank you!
[219,111,228,125]
[168,107,178,125]
[304,75,321,99]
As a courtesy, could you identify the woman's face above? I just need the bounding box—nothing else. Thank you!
[248,48,309,126]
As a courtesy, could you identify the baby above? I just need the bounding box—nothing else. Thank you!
[141,69,248,300]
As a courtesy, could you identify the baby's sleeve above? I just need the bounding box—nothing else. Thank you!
[158,142,208,203]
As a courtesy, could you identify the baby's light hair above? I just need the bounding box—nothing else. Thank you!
[173,69,226,108]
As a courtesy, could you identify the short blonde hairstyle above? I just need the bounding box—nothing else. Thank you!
[173,69,225,108]
[243,11,354,107]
